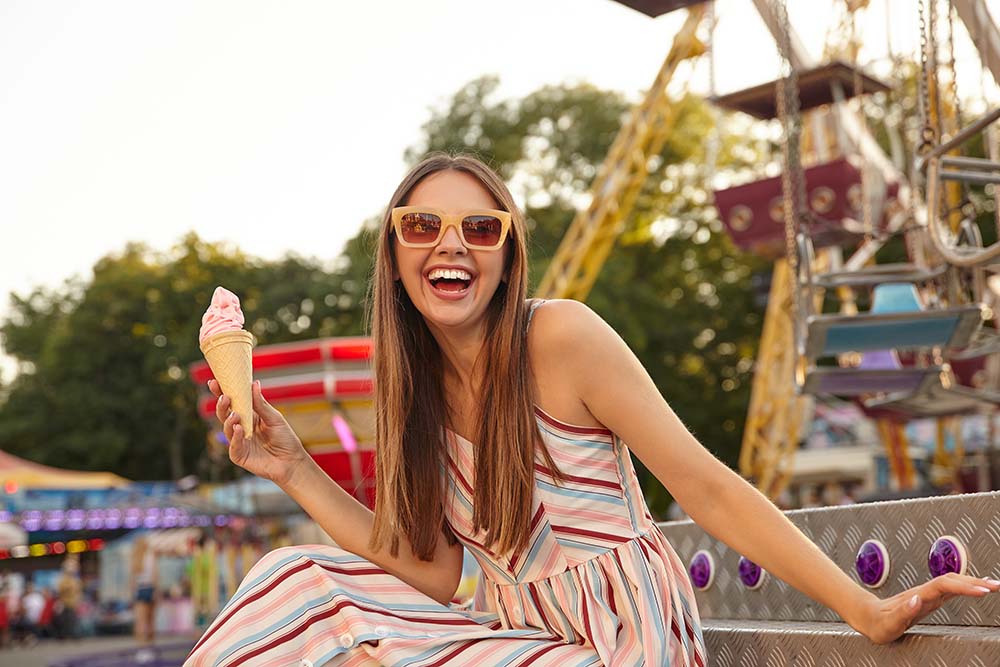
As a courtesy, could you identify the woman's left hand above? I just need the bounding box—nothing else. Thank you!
[854,573,999,644]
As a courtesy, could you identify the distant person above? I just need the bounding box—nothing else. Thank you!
[131,536,158,644]
[39,588,57,638]
[55,555,83,639]
[18,582,44,646]
[0,573,9,648]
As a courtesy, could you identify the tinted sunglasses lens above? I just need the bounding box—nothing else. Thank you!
[461,215,503,247]
[399,212,442,244]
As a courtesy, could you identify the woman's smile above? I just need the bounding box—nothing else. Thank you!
[393,169,508,326]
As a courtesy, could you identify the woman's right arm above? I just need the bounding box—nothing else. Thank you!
[280,458,465,606]
[214,380,464,606]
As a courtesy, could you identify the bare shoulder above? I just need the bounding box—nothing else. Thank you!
[528,298,614,356]
[527,299,613,428]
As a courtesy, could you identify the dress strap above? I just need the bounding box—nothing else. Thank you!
[527,298,547,329]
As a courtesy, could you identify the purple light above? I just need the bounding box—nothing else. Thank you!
[106,519,121,529]
[124,518,140,529]
[738,556,766,589]
[214,515,228,527]
[0,512,11,522]
[143,518,158,528]
[928,536,967,577]
[855,540,890,588]
[332,415,357,453]
[688,551,714,590]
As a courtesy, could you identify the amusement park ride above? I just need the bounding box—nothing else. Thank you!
[542,0,1000,500]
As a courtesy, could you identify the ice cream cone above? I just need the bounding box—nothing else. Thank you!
[200,330,255,439]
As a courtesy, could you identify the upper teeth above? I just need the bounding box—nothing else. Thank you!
[428,268,472,281]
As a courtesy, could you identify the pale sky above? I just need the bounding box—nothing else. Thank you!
[3,0,998,383]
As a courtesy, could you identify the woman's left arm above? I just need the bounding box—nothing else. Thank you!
[545,300,999,644]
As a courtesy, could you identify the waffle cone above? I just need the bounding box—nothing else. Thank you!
[200,330,254,438]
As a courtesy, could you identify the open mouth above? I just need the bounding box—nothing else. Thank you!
[426,268,474,296]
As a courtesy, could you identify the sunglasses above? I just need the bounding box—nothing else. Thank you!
[390,206,512,250]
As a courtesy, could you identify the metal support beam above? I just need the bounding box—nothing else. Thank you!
[952,0,1000,88]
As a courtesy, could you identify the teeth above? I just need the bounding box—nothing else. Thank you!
[428,268,472,281]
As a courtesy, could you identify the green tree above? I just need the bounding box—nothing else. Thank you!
[0,233,366,481]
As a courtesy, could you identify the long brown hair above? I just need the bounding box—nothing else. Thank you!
[367,153,562,561]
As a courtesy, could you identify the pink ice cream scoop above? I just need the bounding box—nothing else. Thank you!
[200,286,246,342]
[199,286,255,439]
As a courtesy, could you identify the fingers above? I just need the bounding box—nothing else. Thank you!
[251,381,282,424]
[930,572,999,598]
[215,392,231,424]
[228,421,247,466]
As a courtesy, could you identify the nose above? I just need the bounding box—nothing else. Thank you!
[435,224,467,255]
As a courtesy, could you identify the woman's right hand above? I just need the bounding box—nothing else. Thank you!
[210,379,309,488]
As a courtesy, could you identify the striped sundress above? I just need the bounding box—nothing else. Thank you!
[185,299,707,667]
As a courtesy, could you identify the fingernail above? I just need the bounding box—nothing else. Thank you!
[986,579,1000,587]
[909,594,920,608]
[974,586,992,594]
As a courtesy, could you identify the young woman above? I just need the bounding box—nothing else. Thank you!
[186,154,999,666]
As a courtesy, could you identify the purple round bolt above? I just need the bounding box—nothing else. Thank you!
[688,551,715,591]
[738,556,766,590]
[928,535,968,578]
[855,539,890,588]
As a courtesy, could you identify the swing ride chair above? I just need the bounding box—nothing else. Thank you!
[794,231,985,400]
[918,106,1000,268]
[712,62,897,257]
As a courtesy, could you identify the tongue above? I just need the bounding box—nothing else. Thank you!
[436,279,467,292]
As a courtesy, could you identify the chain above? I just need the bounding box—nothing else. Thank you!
[946,3,962,130]
[929,0,943,141]
[705,0,721,182]
[848,1,875,244]
[945,2,974,216]
[774,0,804,316]
[917,0,937,156]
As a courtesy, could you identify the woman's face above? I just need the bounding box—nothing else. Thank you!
[393,169,510,332]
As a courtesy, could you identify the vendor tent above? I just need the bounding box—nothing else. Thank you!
[0,449,129,489]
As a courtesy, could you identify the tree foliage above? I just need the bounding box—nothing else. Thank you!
[0,234,367,481]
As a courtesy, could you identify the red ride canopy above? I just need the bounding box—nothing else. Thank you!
[189,336,375,507]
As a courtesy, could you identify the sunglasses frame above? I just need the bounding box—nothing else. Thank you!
[390,206,512,250]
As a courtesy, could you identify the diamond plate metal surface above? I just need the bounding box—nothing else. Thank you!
[658,491,1000,625]
[704,620,1000,666]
